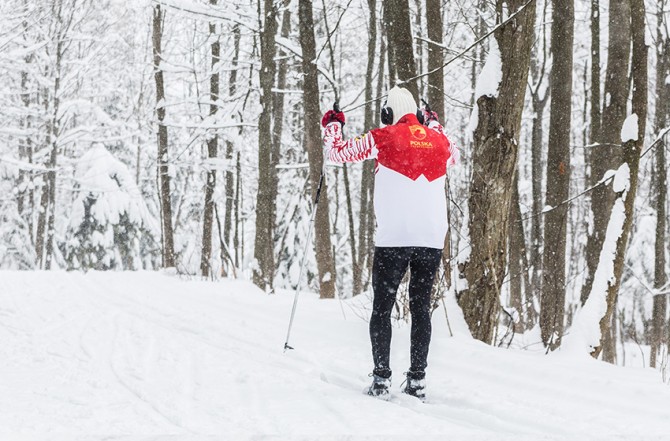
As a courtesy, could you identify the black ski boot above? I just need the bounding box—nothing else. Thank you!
[367,374,391,399]
[402,371,426,401]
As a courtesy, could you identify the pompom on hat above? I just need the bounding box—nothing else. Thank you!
[385,86,418,125]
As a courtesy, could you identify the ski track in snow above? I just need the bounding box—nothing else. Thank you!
[1,271,669,441]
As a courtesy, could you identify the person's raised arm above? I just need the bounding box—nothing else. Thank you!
[322,108,377,164]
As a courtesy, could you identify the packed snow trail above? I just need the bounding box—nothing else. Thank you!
[0,271,669,440]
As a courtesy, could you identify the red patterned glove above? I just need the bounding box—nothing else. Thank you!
[321,110,346,128]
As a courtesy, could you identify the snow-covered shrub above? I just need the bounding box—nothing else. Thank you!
[63,144,159,270]
[0,158,35,269]
[0,206,35,269]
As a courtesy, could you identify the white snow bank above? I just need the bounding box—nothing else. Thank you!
[1,271,669,440]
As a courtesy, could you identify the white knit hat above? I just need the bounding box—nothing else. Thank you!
[386,86,418,125]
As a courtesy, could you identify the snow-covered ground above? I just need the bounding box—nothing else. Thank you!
[1,271,669,441]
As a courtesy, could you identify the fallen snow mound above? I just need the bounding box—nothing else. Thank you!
[1,271,668,441]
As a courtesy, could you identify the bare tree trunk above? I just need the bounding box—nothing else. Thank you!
[18,27,35,244]
[425,0,444,119]
[354,0,376,295]
[17,1,31,220]
[342,164,358,296]
[425,0,451,287]
[269,9,291,280]
[44,115,58,270]
[528,0,549,308]
[382,0,418,98]
[581,0,603,305]
[589,0,646,360]
[589,0,601,148]
[201,0,220,277]
[319,0,356,296]
[253,0,281,291]
[470,0,486,111]
[414,0,424,95]
[361,21,386,290]
[40,1,69,269]
[509,173,530,331]
[581,0,631,305]
[235,151,242,268]
[651,0,669,369]
[224,24,241,269]
[152,5,175,268]
[18,68,30,218]
[540,0,574,351]
[299,0,337,299]
[457,0,536,344]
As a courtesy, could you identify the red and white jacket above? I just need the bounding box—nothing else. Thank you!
[324,114,458,249]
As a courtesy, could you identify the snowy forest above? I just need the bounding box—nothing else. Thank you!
[0,0,668,369]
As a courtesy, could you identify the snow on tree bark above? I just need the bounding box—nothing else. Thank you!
[568,0,647,359]
[457,0,536,344]
[581,0,631,308]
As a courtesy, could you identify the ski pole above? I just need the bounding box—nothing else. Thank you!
[284,103,337,352]
[283,171,324,352]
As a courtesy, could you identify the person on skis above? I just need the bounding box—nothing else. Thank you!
[321,85,458,400]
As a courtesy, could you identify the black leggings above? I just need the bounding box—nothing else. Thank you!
[370,246,442,379]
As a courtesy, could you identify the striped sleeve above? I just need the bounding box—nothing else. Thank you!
[323,122,377,164]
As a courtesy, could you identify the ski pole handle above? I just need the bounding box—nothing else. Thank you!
[421,98,431,113]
